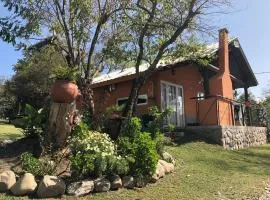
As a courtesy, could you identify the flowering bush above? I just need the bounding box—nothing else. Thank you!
[69,123,129,178]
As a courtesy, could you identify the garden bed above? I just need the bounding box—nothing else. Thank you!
[1,142,270,199]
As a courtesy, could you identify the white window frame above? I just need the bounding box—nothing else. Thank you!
[160,80,185,127]
[116,94,148,106]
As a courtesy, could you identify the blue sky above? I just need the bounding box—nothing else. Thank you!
[0,0,270,98]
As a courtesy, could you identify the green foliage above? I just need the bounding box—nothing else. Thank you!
[6,46,67,110]
[13,104,48,137]
[117,117,160,179]
[52,66,79,82]
[146,106,174,138]
[155,133,166,156]
[69,126,129,178]
[120,117,142,140]
[132,132,159,179]
[21,152,54,176]
[0,83,16,120]
[21,152,40,176]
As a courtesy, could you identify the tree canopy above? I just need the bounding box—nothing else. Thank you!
[6,45,66,109]
[0,0,232,118]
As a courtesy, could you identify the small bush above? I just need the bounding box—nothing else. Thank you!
[120,117,142,140]
[13,104,48,138]
[21,152,41,175]
[21,152,54,176]
[146,106,174,138]
[117,118,159,180]
[132,132,159,179]
[69,126,129,178]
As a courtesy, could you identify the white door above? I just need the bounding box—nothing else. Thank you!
[161,81,185,127]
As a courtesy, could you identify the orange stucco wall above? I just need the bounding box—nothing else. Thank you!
[93,64,204,124]
[155,64,204,124]
[198,98,218,125]
[197,98,234,126]
[93,75,157,116]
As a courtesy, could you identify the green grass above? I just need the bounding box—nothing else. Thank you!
[0,121,23,140]
[1,142,270,199]
[88,142,270,200]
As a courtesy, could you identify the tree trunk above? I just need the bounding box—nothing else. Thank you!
[123,77,144,118]
[79,80,95,116]
[47,102,76,150]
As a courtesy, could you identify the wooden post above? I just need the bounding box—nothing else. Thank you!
[47,101,76,149]
[244,86,251,126]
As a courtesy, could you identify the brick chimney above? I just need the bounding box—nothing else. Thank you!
[219,28,229,75]
[209,28,233,99]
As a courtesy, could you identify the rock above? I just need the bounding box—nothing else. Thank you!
[162,151,176,166]
[110,175,122,190]
[94,178,110,192]
[0,170,16,192]
[151,162,165,183]
[37,175,66,198]
[122,176,135,189]
[135,179,147,188]
[0,139,13,148]
[10,173,37,196]
[67,180,94,197]
[158,160,174,174]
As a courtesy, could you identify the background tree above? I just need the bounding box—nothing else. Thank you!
[105,0,232,118]
[7,45,67,111]
[0,81,16,121]
[0,0,129,118]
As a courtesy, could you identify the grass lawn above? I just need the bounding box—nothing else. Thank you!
[88,142,270,200]
[0,120,23,140]
[1,142,270,199]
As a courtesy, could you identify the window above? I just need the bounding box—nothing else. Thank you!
[137,94,148,105]
[197,92,205,100]
[117,94,148,106]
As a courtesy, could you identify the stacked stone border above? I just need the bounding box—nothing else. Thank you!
[185,126,268,149]
[0,152,175,198]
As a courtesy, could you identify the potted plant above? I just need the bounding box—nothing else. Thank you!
[51,67,79,103]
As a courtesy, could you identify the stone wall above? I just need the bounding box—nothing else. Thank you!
[185,126,268,149]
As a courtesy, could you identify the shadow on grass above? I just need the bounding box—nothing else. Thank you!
[170,132,218,146]
[0,132,23,140]
[0,137,42,159]
[193,145,270,177]
[0,120,10,125]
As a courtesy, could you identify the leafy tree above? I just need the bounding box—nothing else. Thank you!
[0,82,16,120]
[0,0,129,118]
[7,45,67,110]
[110,0,232,118]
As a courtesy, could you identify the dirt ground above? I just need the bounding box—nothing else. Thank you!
[0,137,42,172]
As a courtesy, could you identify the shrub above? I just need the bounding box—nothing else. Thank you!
[52,66,79,82]
[13,104,48,137]
[117,118,159,180]
[21,152,54,176]
[132,132,159,179]
[69,126,129,178]
[21,152,41,176]
[146,106,174,138]
[120,117,142,140]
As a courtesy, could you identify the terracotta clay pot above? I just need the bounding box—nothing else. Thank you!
[51,80,79,103]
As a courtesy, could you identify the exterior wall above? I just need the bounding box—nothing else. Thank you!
[93,75,157,116]
[93,64,204,124]
[155,64,204,124]
[186,126,268,149]
[206,28,234,126]
[198,98,218,125]
[218,99,234,125]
